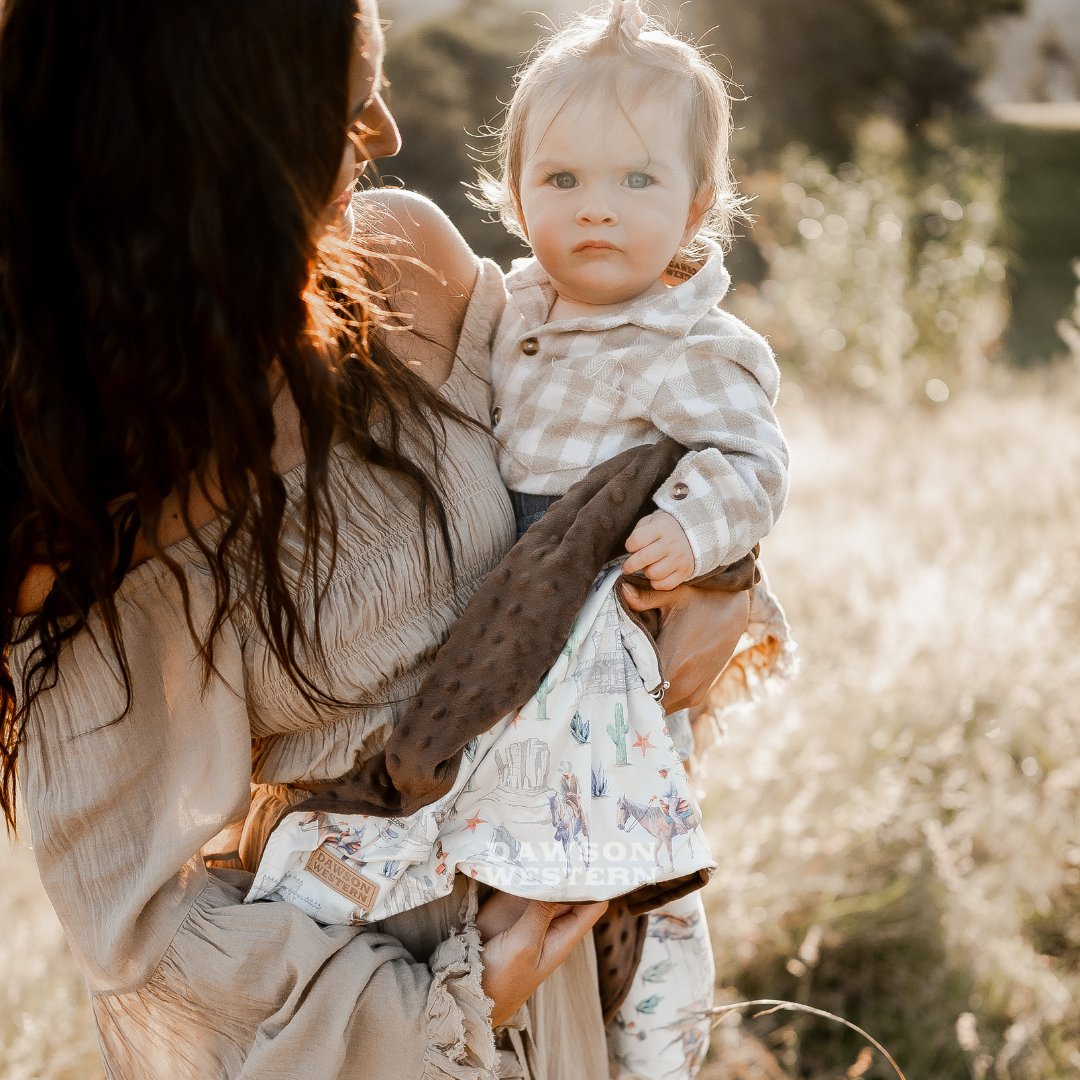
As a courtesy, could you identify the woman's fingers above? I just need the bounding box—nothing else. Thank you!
[536,901,608,972]
[475,889,532,942]
[620,582,751,711]
[480,898,607,1026]
[480,902,554,1026]
[621,580,675,613]
[505,899,602,975]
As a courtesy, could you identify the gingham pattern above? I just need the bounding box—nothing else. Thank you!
[491,240,789,575]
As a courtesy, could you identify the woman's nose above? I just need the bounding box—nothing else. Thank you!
[355,94,402,170]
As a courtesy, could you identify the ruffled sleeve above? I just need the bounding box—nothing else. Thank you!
[14,557,500,1080]
[85,872,499,1080]
[423,886,499,1079]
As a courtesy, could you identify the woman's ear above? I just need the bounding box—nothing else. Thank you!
[681,184,714,247]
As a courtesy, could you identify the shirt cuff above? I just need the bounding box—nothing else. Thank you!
[651,452,734,577]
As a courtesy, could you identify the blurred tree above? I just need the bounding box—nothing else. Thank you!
[686,0,1027,164]
[380,0,539,264]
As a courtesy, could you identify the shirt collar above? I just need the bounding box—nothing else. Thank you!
[505,238,732,338]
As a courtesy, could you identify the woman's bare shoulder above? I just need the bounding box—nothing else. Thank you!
[15,564,55,617]
[357,191,480,388]
[359,189,479,295]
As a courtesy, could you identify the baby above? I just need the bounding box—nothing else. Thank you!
[249,6,788,1079]
[478,3,788,1076]
[485,4,786,586]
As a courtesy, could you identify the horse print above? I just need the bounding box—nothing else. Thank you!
[548,761,590,877]
[615,784,701,871]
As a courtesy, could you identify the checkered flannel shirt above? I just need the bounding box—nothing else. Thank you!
[491,240,789,577]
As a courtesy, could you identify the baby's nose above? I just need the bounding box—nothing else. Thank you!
[575,199,618,226]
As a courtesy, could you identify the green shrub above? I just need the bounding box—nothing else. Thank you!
[725,122,1010,405]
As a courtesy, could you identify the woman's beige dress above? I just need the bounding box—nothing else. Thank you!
[12,261,609,1080]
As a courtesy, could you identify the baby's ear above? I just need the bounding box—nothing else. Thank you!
[510,191,530,243]
[682,184,714,245]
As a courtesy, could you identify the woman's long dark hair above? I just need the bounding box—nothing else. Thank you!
[0,0,470,832]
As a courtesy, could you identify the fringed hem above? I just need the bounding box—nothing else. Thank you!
[422,882,499,1080]
[710,568,798,711]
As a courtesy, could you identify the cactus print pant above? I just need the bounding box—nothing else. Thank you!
[608,891,715,1080]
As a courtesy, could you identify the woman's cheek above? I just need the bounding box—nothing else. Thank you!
[333,145,356,200]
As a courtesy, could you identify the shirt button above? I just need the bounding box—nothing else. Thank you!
[670,482,689,501]
[491,405,502,428]
[521,337,540,356]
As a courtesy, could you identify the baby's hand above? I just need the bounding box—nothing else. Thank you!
[622,511,694,591]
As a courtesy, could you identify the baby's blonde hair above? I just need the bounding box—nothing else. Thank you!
[474,1,747,253]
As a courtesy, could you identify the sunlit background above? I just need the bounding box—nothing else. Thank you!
[4,1,1080,1077]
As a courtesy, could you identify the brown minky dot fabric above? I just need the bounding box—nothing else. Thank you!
[593,898,649,1028]
[288,437,754,827]
[272,436,759,1019]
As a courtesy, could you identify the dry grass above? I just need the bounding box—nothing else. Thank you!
[0,829,101,1080]
[5,375,1080,1078]
[699,370,1080,1079]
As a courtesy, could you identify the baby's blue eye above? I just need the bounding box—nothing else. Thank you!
[551,173,577,189]
[625,172,653,189]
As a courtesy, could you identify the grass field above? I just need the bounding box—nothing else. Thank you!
[4,373,1080,1079]
[0,832,101,1080]
[699,371,1080,1079]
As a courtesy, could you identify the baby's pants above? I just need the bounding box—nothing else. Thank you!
[607,890,714,1080]
[513,493,716,1080]
[607,704,714,1080]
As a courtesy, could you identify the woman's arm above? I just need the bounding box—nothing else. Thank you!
[15,560,600,1077]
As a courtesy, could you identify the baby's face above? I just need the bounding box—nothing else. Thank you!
[517,89,705,308]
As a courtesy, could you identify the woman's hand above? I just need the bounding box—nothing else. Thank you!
[622,580,750,714]
[476,891,608,1027]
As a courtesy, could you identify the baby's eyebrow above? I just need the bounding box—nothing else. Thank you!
[623,157,677,174]
[529,158,576,172]
[526,156,678,175]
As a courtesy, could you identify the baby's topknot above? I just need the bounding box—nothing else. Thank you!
[604,0,648,44]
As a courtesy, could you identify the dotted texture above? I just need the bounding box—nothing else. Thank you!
[593,898,649,1028]
[281,439,757,843]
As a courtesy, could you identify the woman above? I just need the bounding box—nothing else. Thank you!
[0,1,744,1076]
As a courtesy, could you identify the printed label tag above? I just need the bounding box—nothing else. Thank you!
[306,846,379,911]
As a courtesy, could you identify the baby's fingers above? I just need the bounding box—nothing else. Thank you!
[625,513,663,554]
[641,555,688,590]
[643,567,685,591]
[622,539,666,577]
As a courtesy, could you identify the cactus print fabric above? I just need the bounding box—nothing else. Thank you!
[608,891,715,1080]
[247,564,716,923]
